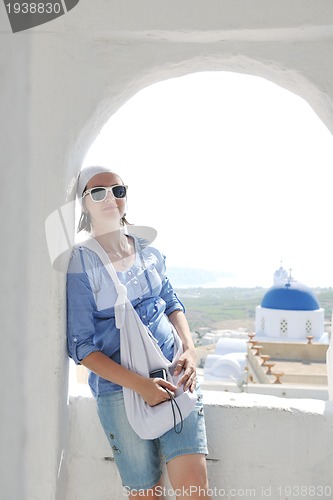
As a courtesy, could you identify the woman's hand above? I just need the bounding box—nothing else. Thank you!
[81,352,177,406]
[136,377,178,407]
[173,347,197,392]
[167,310,197,393]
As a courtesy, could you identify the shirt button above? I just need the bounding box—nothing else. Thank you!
[73,338,77,342]
[134,280,138,285]
[142,315,146,318]
[127,271,132,275]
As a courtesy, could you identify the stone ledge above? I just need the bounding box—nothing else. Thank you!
[65,392,333,500]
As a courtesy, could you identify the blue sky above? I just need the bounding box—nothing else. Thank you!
[83,71,333,288]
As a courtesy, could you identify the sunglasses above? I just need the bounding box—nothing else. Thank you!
[83,185,127,202]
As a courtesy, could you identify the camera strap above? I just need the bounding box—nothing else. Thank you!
[164,388,184,434]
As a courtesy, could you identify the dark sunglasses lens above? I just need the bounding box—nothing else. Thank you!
[112,185,127,198]
[90,187,107,201]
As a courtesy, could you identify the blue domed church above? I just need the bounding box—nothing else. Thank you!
[255,267,327,343]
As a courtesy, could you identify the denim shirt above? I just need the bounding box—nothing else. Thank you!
[66,236,185,397]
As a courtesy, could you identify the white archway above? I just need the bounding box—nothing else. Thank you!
[70,54,333,191]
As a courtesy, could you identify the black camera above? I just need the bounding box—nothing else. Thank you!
[149,368,167,380]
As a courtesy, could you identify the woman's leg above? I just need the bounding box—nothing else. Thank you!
[97,393,163,494]
[167,454,211,499]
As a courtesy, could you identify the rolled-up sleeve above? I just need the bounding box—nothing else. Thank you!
[66,251,100,364]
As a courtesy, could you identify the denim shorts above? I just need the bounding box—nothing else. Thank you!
[96,387,208,491]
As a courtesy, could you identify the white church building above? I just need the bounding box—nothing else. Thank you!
[255,273,328,344]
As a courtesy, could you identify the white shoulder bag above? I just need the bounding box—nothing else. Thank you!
[81,238,197,440]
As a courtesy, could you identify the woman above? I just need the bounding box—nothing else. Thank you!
[67,166,211,499]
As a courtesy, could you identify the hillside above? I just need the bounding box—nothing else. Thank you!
[175,287,333,332]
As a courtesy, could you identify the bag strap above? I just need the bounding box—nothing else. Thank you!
[80,238,128,328]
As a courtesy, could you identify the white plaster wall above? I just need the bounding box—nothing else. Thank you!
[255,306,325,340]
[65,393,333,500]
[2,2,333,500]
[0,32,30,500]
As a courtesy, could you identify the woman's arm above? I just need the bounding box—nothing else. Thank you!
[80,351,177,406]
[168,310,197,392]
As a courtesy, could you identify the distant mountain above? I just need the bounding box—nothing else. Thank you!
[167,267,234,287]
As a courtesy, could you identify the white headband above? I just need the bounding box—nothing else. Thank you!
[77,166,115,200]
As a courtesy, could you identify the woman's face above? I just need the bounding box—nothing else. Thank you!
[83,172,126,228]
